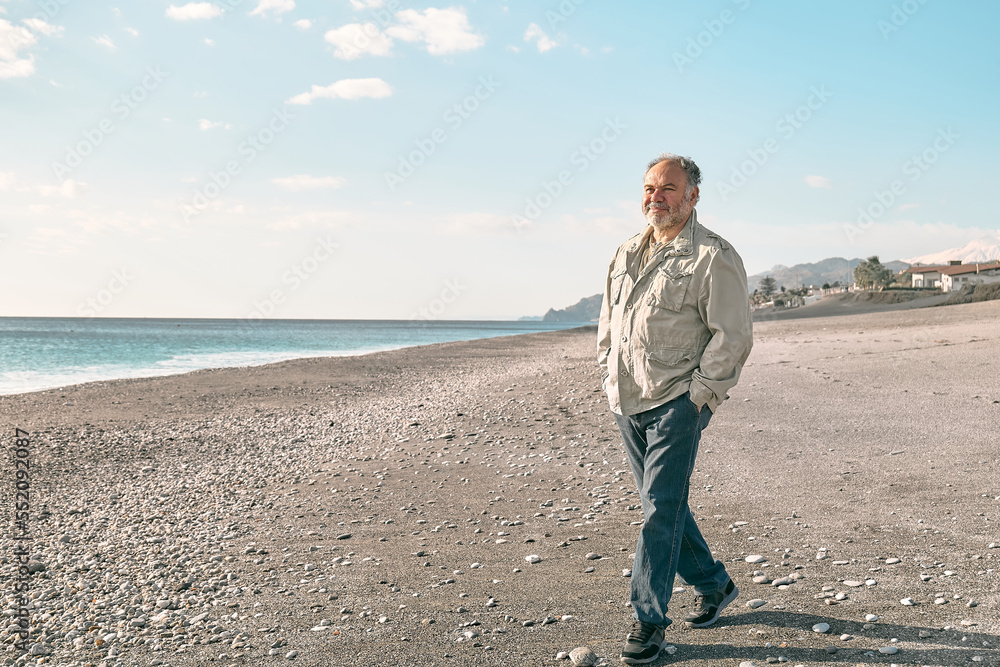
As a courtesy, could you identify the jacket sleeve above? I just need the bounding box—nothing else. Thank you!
[596,251,618,384]
[689,245,754,411]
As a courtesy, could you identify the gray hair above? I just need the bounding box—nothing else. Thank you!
[644,153,701,203]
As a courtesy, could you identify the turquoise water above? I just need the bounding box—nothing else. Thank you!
[0,318,590,396]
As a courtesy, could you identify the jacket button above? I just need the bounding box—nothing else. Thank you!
[622,369,629,376]
[621,335,627,342]
[626,303,632,309]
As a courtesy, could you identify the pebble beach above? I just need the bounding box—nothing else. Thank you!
[2,300,999,667]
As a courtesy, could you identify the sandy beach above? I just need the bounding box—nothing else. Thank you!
[2,301,999,667]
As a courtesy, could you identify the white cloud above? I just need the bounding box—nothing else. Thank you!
[93,34,117,50]
[0,172,15,190]
[0,19,37,79]
[323,8,483,60]
[22,18,64,37]
[165,3,223,21]
[198,119,232,130]
[324,23,393,60]
[349,0,385,8]
[286,77,392,105]
[523,22,558,52]
[250,0,295,18]
[124,26,139,37]
[386,8,484,55]
[204,38,215,46]
[272,175,347,191]
[293,18,311,30]
[37,179,87,198]
[805,174,832,189]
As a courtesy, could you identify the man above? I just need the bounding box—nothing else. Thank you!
[597,154,753,664]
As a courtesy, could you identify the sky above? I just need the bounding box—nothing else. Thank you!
[1,0,998,320]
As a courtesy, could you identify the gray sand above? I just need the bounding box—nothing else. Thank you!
[1,301,999,666]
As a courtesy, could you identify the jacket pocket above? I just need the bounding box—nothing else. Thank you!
[646,347,696,367]
[650,269,692,312]
[611,269,628,305]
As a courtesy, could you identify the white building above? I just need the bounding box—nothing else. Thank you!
[910,261,1000,292]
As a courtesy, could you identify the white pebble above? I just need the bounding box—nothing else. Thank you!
[569,646,597,666]
[525,554,541,564]
[813,623,830,633]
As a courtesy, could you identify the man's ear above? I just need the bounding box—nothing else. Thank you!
[689,186,700,206]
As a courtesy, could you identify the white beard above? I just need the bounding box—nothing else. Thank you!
[645,206,688,230]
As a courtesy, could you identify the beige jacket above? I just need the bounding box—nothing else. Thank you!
[597,211,753,416]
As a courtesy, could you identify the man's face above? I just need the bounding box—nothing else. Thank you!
[642,160,698,230]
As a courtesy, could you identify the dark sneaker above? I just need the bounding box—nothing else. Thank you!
[620,620,668,664]
[683,579,739,628]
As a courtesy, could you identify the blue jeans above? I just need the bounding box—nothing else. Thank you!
[613,393,731,626]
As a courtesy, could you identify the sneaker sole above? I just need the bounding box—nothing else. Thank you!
[685,584,739,628]
[620,639,668,664]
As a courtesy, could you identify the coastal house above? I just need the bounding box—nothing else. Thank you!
[909,261,1000,292]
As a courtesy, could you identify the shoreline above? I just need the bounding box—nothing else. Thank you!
[1,308,998,666]
[0,323,596,399]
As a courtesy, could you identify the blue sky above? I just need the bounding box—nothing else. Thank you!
[1,0,998,319]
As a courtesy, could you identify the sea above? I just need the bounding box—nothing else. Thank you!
[0,317,591,396]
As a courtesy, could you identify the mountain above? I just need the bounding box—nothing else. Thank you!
[541,294,602,322]
[747,257,909,292]
[905,233,1000,265]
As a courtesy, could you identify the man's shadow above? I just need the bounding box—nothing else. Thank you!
[664,609,1000,666]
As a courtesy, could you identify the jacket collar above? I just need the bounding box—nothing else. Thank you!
[637,210,695,251]
[626,210,697,271]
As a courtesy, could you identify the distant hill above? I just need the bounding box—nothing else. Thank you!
[747,257,909,292]
[541,294,602,322]
[905,233,1000,265]
[537,255,918,319]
